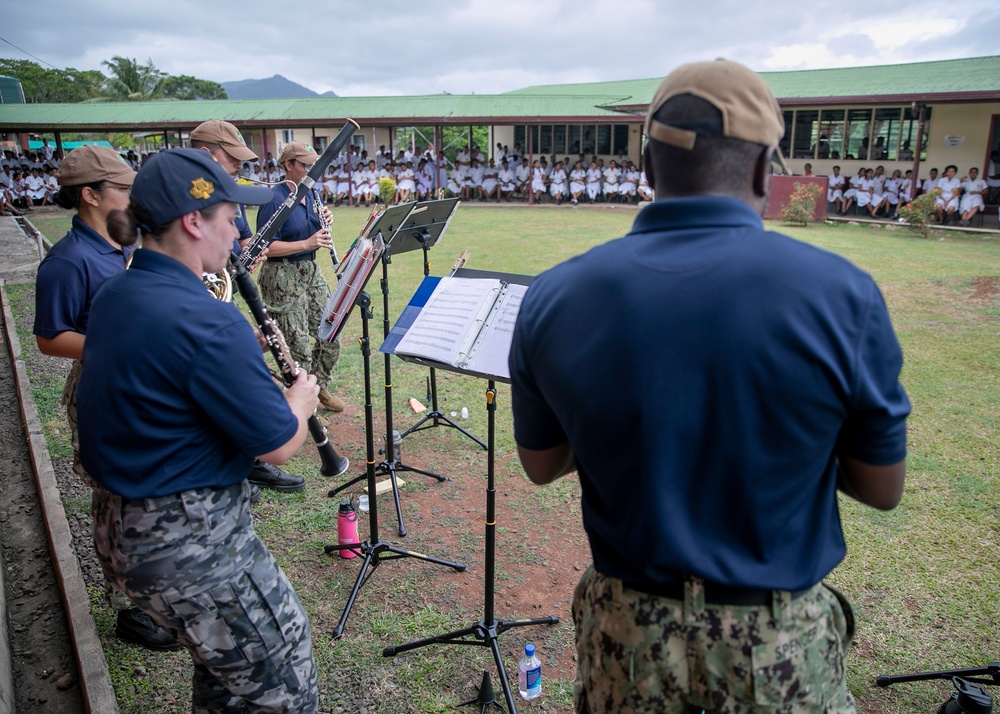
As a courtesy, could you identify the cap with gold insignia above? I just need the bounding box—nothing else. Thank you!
[131,148,273,227]
[190,120,259,162]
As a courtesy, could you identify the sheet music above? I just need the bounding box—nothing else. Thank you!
[394,277,499,365]
[464,283,527,379]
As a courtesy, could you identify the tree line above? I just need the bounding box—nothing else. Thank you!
[0,56,226,103]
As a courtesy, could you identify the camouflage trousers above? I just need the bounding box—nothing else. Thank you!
[257,258,340,386]
[64,360,131,611]
[92,482,318,713]
[572,567,857,714]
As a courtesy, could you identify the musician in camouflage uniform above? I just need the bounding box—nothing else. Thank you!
[78,149,321,712]
[256,141,345,414]
[510,60,910,713]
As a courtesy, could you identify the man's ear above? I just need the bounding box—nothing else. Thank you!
[179,211,202,239]
[752,146,774,198]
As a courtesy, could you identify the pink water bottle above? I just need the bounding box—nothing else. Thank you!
[337,499,360,559]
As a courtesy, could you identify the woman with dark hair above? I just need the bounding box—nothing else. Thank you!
[33,146,180,651]
[79,148,321,712]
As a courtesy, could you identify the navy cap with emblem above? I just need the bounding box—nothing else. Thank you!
[132,148,274,227]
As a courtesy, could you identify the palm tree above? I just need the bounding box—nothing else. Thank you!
[93,56,165,101]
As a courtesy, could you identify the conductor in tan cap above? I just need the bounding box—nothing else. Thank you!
[509,59,910,713]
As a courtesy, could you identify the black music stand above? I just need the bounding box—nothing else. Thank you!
[381,271,560,713]
[324,291,466,638]
[324,203,428,538]
[392,199,487,451]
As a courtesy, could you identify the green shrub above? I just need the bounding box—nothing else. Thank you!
[896,192,937,238]
[779,181,823,226]
[379,177,396,204]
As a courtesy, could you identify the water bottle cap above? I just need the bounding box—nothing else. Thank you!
[524,643,535,656]
[339,500,354,514]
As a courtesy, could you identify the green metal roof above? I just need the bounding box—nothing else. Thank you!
[1,55,997,133]
[0,93,634,131]
[508,55,1000,104]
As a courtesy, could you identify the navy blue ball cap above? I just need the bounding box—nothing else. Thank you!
[132,148,274,226]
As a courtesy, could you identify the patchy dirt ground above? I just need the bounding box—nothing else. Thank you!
[0,307,84,712]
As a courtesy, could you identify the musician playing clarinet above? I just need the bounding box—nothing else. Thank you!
[78,149,321,713]
[256,141,346,414]
[190,119,306,494]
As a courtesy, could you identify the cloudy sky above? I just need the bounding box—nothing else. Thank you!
[3,0,999,96]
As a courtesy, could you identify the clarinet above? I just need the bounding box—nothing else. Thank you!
[239,118,360,270]
[231,257,350,477]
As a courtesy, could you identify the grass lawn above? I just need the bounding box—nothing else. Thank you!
[9,204,1000,713]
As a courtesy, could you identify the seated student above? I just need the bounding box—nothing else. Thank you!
[602,160,621,201]
[415,159,434,200]
[918,168,938,197]
[321,165,338,203]
[856,168,874,213]
[396,161,416,203]
[884,169,902,219]
[498,160,516,201]
[898,140,914,162]
[549,161,568,203]
[585,161,602,203]
[898,170,914,205]
[482,158,500,201]
[827,166,845,214]
[568,161,586,205]
[959,167,987,226]
[869,166,888,217]
[467,158,485,200]
[530,159,548,203]
[24,167,48,206]
[802,163,814,176]
[843,166,864,211]
[361,160,379,205]
[447,164,468,199]
[515,158,531,200]
[637,170,654,201]
[934,165,961,224]
[351,164,367,206]
[43,166,60,204]
[620,162,640,203]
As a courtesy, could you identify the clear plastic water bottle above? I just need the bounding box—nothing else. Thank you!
[518,643,542,700]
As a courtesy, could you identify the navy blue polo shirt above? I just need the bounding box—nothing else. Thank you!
[509,196,910,591]
[77,249,299,498]
[34,216,133,338]
[256,184,320,258]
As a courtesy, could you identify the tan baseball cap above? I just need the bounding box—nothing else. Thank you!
[279,141,319,166]
[56,145,137,187]
[645,59,786,167]
[190,120,258,162]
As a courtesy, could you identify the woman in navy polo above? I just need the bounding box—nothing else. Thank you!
[78,149,321,712]
[33,145,182,651]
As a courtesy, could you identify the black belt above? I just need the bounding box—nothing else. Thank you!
[622,578,812,607]
[268,251,316,263]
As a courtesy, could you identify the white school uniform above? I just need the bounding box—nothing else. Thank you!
[898,178,913,202]
[884,178,901,206]
[935,177,961,210]
[447,168,466,195]
[482,166,499,194]
[531,167,547,193]
[620,170,639,196]
[467,165,484,189]
[960,178,987,212]
[569,169,586,194]
[549,168,567,197]
[498,169,516,192]
[397,168,416,192]
[602,167,621,195]
[855,177,873,207]
[637,172,654,201]
[827,173,845,202]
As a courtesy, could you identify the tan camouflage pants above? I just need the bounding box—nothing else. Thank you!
[64,360,130,611]
[572,567,857,714]
[257,258,340,386]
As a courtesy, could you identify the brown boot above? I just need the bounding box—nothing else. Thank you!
[318,388,345,412]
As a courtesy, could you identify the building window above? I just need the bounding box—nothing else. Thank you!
[818,109,845,159]
[613,125,629,156]
[553,125,567,155]
[872,108,901,160]
[779,111,793,159]
[901,107,932,160]
[568,125,581,154]
[793,110,819,158]
[845,109,872,160]
[351,133,366,153]
[282,129,294,144]
[597,126,612,155]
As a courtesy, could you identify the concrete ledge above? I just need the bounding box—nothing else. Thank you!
[0,280,118,714]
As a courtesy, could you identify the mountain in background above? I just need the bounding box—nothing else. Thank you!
[221,75,336,99]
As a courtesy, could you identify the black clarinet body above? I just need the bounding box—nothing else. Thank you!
[231,258,350,477]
